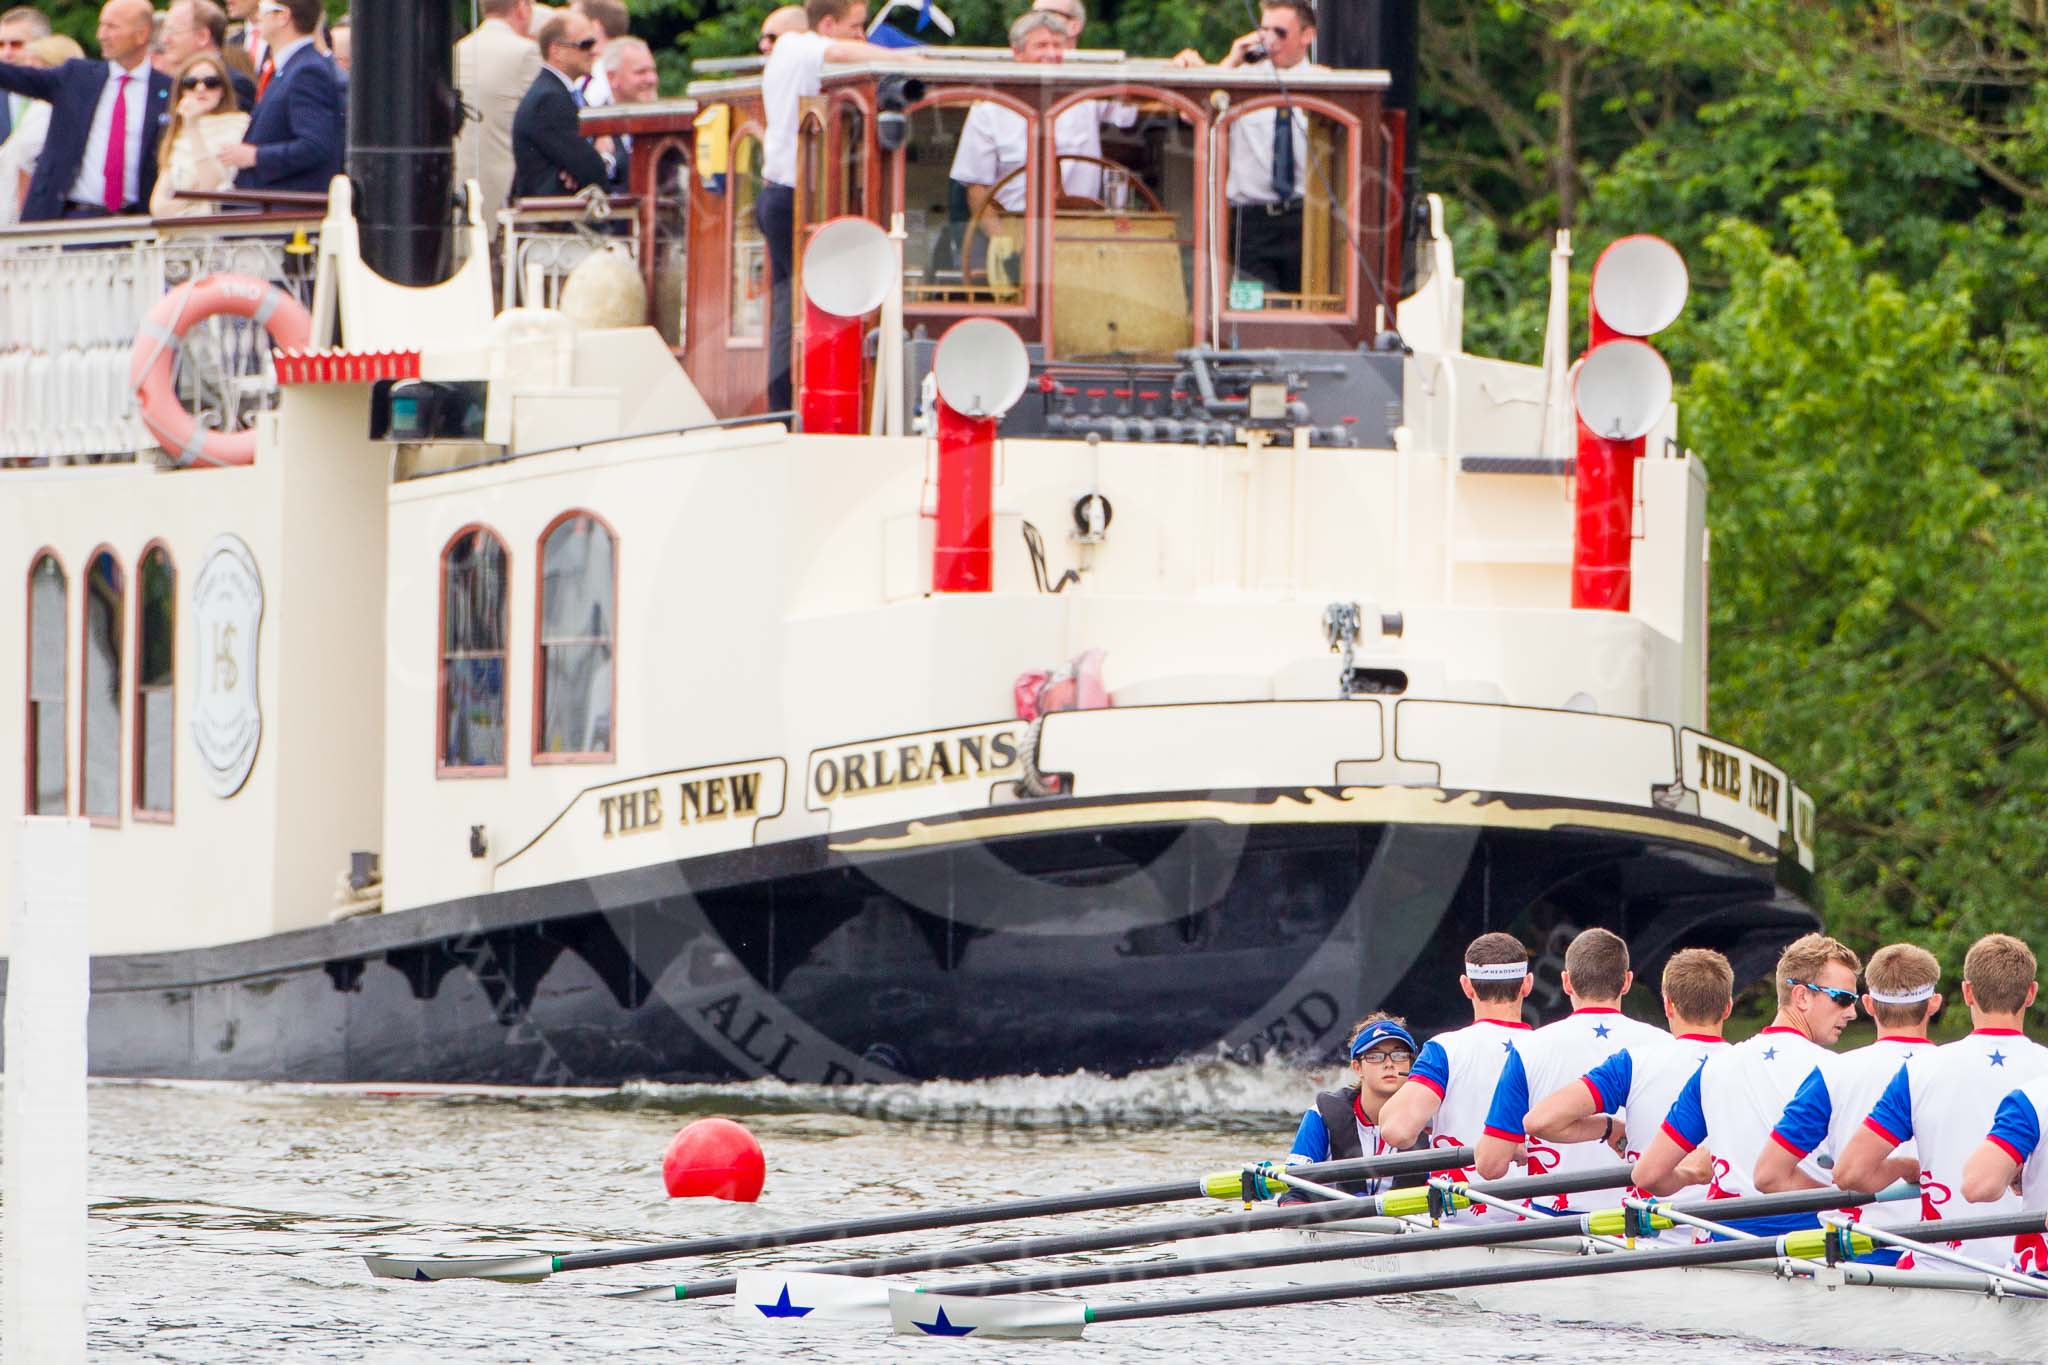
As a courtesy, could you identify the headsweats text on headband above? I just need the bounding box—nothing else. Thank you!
[1350,1019,1418,1058]
[1464,961,1530,981]
[1867,983,1936,1005]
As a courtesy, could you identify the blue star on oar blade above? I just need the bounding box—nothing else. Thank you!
[914,1306,976,1336]
[755,1284,814,1318]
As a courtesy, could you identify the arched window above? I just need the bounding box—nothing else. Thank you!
[26,552,67,815]
[80,547,123,822]
[534,512,615,761]
[135,544,175,818]
[440,526,509,775]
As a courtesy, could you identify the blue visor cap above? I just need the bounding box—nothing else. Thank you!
[1350,1020,1417,1059]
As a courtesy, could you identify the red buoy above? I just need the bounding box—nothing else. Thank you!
[662,1118,766,1202]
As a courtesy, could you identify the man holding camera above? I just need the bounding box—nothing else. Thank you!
[1175,0,1320,300]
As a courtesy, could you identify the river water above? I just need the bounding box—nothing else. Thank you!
[8,1063,1956,1361]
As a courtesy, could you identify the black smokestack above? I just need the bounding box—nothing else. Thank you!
[1315,0,1416,169]
[347,0,459,285]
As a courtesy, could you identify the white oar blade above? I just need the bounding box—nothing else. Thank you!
[732,1269,905,1323]
[888,1289,1087,1339]
[362,1253,555,1283]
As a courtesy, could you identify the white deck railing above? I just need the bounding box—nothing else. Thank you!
[0,213,321,465]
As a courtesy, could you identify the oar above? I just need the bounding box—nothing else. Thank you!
[887,1210,2048,1338]
[633,1164,1634,1303]
[923,1185,1895,1296]
[363,1145,1468,1282]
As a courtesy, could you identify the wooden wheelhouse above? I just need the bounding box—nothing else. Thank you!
[586,58,1400,421]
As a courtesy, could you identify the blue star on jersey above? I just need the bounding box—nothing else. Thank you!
[915,1306,977,1336]
[1991,1050,2008,1067]
[755,1284,814,1318]
[1762,1046,1777,1061]
[1593,1023,1611,1039]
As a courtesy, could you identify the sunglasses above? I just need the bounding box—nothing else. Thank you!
[1787,978,1859,1008]
[570,36,599,49]
[180,74,225,90]
[1356,1048,1414,1068]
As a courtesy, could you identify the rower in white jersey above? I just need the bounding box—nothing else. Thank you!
[1474,928,1665,1211]
[1378,931,1533,1220]
[1281,1013,1420,1199]
[1632,933,1865,1236]
[1524,947,1736,1217]
[1835,933,2048,1270]
[1752,942,1943,1261]
[1962,1075,2048,1273]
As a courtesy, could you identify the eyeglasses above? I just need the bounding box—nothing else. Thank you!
[1787,978,1858,1008]
[1357,1048,1414,1068]
[180,74,225,89]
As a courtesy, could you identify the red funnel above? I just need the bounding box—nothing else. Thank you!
[662,1118,766,1202]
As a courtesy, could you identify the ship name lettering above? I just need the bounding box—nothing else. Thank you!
[812,726,1021,802]
[1696,743,1742,801]
[599,785,662,837]
[1747,766,1781,821]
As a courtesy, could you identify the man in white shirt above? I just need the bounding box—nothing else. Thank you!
[1172,0,1320,300]
[1030,0,1084,48]
[1473,928,1666,1211]
[1525,948,1735,1211]
[1963,1076,2048,1272]
[1632,933,1864,1236]
[1377,931,1535,1220]
[0,0,171,220]
[572,0,627,107]
[455,0,541,221]
[757,0,911,411]
[1751,942,1941,1259]
[948,10,1135,215]
[1835,933,2048,1270]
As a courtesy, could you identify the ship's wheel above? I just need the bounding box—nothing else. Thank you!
[961,156,1163,295]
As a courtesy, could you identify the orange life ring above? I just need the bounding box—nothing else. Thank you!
[129,274,312,466]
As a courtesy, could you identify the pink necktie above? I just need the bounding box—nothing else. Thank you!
[102,72,129,213]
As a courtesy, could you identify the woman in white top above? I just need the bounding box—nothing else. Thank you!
[149,52,251,219]
[0,33,85,227]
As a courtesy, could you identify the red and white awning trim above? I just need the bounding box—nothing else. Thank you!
[272,349,422,386]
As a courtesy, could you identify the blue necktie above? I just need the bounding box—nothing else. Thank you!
[572,81,587,108]
[1271,109,1294,203]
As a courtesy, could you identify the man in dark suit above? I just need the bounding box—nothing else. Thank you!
[217,0,341,193]
[510,9,614,201]
[0,0,171,220]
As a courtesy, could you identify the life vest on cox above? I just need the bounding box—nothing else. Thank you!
[130,274,312,466]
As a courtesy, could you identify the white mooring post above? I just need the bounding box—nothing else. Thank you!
[5,817,91,1363]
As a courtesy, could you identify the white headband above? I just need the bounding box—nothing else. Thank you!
[1465,962,1530,981]
[1868,983,1936,1005]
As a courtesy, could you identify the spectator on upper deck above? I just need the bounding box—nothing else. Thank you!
[758,0,916,411]
[216,0,341,194]
[0,31,84,226]
[0,0,171,220]
[328,21,349,76]
[510,9,614,199]
[573,0,628,106]
[949,10,1134,214]
[1030,0,1084,48]
[160,1,257,108]
[1174,0,1321,300]
[0,5,53,146]
[599,36,657,193]
[758,5,808,54]
[456,0,541,222]
[149,50,249,217]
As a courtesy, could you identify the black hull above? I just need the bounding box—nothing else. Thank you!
[1,790,1818,1084]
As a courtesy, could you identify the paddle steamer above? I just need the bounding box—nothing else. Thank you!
[0,1,1818,1084]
